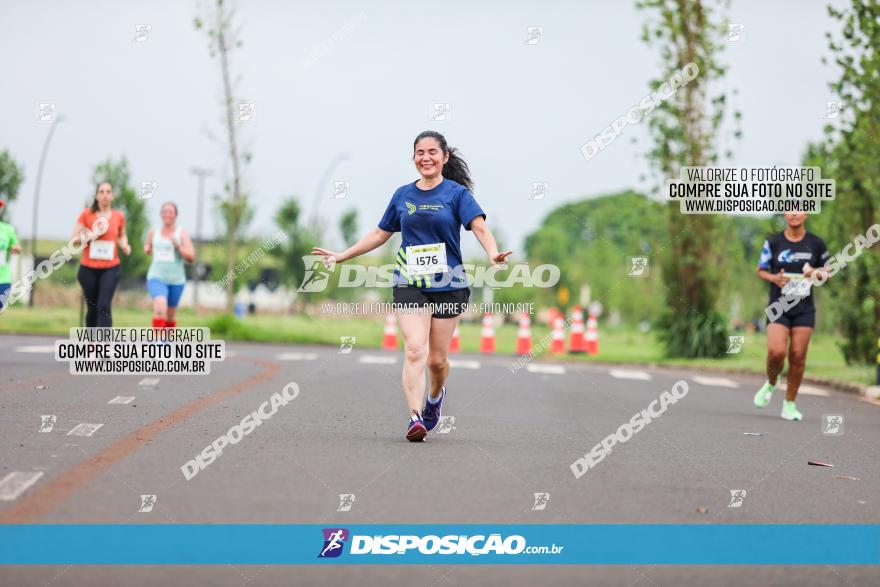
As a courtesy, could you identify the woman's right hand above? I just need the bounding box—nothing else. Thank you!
[772,270,790,288]
[311,247,344,268]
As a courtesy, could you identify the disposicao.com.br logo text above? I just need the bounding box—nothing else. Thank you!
[317,529,564,558]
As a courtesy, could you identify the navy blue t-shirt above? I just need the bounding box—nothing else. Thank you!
[758,231,829,315]
[378,178,486,291]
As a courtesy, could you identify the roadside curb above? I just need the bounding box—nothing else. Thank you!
[1,330,870,397]
[501,355,868,397]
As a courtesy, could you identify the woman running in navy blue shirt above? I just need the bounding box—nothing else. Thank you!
[753,211,830,421]
[312,131,510,441]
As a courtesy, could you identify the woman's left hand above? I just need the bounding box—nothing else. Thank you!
[491,251,513,266]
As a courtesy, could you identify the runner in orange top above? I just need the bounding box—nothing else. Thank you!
[72,182,131,326]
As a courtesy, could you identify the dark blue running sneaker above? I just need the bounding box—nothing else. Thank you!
[406,410,427,442]
[422,386,445,431]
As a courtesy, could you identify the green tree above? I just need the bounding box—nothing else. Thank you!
[525,191,667,321]
[637,0,738,357]
[274,197,317,298]
[817,0,880,363]
[91,156,150,281]
[0,150,25,221]
[339,208,359,248]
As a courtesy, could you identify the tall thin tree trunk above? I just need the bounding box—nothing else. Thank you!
[217,7,241,314]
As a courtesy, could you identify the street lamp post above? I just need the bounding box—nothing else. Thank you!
[29,113,65,307]
[188,166,213,308]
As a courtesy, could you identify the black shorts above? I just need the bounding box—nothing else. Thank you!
[392,286,470,319]
[767,311,815,329]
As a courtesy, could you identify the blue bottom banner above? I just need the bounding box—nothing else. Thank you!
[0,524,878,565]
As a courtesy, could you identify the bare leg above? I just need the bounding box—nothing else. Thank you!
[427,315,461,400]
[396,310,432,415]
[152,296,168,323]
[765,323,789,386]
[786,327,813,401]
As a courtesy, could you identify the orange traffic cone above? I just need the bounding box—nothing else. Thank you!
[547,307,561,327]
[382,314,398,350]
[585,311,599,355]
[480,312,496,353]
[569,305,587,354]
[449,325,460,353]
[549,315,566,354]
[515,313,532,355]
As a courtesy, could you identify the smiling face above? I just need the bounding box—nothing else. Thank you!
[160,203,177,227]
[413,137,449,181]
[784,211,806,229]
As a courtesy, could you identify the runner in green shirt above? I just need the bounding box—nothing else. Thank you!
[0,199,23,310]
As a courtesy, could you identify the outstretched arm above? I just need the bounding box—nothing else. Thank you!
[469,216,512,266]
[312,227,394,264]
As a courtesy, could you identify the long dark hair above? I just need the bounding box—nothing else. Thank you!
[412,130,473,192]
[90,182,113,213]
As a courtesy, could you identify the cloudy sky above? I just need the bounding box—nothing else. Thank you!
[1,0,845,257]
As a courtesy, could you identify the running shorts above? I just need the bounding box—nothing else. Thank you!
[0,283,9,310]
[147,278,185,308]
[392,286,470,319]
[767,311,815,329]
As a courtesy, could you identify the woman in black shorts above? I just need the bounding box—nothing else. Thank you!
[753,211,829,421]
[312,130,510,441]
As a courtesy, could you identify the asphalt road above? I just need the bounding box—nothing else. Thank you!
[1,333,877,586]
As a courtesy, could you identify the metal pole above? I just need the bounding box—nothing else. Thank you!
[188,167,213,309]
[29,114,65,306]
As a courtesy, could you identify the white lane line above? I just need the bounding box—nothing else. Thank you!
[525,364,566,375]
[15,345,55,353]
[139,378,160,387]
[359,355,398,365]
[67,423,104,436]
[449,360,480,369]
[0,471,45,501]
[798,385,831,397]
[277,352,319,361]
[108,396,135,404]
[691,375,740,388]
[609,369,652,381]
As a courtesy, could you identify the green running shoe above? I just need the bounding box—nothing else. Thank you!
[781,400,802,421]
[753,381,775,408]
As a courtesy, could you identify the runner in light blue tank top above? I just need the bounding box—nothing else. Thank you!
[145,202,196,330]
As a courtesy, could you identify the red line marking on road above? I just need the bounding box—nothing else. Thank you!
[0,358,280,524]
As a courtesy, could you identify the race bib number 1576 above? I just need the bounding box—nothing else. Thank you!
[406,243,448,276]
